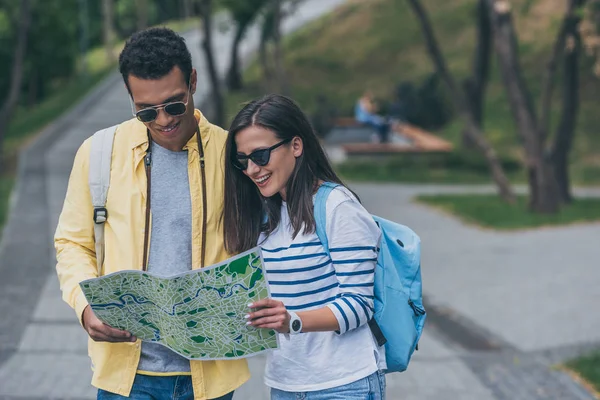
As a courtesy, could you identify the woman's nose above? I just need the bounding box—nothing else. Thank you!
[246,159,261,175]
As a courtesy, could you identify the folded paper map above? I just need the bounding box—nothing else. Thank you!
[80,247,278,360]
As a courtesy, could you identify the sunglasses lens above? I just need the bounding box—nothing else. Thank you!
[234,157,248,170]
[164,102,187,116]
[137,109,157,123]
[252,150,271,166]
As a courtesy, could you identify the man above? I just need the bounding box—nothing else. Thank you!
[55,28,249,399]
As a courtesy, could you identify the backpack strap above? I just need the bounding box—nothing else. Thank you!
[314,182,387,347]
[89,125,118,275]
[314,182,340,253]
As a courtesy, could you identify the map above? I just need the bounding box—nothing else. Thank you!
[79,247,278,360]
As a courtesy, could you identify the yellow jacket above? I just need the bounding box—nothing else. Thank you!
[55,110,250,399]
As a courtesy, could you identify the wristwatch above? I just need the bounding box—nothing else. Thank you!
[288,311,303,334]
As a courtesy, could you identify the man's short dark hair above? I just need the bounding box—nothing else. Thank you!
[119,27,192,92]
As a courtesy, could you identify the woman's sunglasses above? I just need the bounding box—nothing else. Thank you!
[131,82,192,123]
[233,138,292,170]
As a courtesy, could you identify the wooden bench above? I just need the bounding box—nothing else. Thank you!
[329,118,453,154]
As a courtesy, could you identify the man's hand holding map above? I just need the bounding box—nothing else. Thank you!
[79,247,278,360]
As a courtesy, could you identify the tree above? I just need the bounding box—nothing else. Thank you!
[271,0,288,94]
[182,0,194,19]
[551,0,585,203]
[258,0,305,93]
[407,0,516,203]
[0,0,31,171]
[462,0,493,148]
[135,0,149,31]
[222,0,269,91]
[485,0,585,211]
[102,0,116,63]
[258,5,276,86]
[581,0,600,76]
[197,0,225,126]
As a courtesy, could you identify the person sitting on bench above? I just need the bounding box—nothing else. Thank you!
[354,90,390,143]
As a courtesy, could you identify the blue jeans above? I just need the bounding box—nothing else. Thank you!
[270,371,386,400]
[97,374,234,400]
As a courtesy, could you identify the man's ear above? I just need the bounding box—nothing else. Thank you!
[292,137,303,158]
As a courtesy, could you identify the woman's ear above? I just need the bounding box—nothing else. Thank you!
[292,137,303,158]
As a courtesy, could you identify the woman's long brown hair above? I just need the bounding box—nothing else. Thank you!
[222,94,349,254]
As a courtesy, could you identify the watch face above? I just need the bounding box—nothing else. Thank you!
[292,319,301,332]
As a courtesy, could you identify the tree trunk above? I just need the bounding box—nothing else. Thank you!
[226,22,248,91]
[102,0,116,63]
[462,0,492,148]
[198,0,225,127]
[259,10,275,88]
[27,71,38,106]
[272,0,289,94]
[407,0,516,203]
[0,0,32,172]
[551,0,585,204]
[135,0,149,31]
[539,0,583,143]
[183,0,194,19]
[486,0,560,213]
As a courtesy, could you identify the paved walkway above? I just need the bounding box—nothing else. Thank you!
[0,1,598,398]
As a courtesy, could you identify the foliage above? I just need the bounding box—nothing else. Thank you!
[386,73,454,131]
[225,0,600,187]
[0,177,13,229]
[582,0,600,75]
[115,0,158,37]
[0,0,196,112]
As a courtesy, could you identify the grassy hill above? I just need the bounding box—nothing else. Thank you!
[225,0,600,185]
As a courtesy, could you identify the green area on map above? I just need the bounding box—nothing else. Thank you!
[80,247,278,360]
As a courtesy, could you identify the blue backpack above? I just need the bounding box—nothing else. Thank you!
[314,182,426,372]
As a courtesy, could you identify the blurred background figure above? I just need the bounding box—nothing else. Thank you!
[354,90,390,143]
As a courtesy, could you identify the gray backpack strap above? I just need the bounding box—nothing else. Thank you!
[89,125,117,275]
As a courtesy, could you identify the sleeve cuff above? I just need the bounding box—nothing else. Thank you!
[74,289,90,328]
[327,303,348,335]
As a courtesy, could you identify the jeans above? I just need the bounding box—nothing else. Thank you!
[363,120,390,143]
[270,370,386,400]
[97,374,234,400]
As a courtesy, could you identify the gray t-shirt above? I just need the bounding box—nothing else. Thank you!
[138,141,192,373]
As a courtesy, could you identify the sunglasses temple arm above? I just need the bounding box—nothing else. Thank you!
[129,97,137,117]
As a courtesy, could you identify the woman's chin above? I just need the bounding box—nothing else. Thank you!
[257,183,280,198]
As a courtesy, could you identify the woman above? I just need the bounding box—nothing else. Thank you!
[223,94,386,399]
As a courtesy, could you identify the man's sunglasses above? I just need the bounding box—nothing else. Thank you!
[130,82,192,123]
[233,138,292,170]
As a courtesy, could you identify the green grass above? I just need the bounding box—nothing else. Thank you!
[336,150,525,184]
[0,178,14,229]
[223,0,600,185]
[415,194,600,229]
[565,351,600,395]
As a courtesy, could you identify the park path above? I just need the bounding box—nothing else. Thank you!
[0,1,598,398]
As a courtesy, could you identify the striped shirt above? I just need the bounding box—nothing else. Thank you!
[260,186,384,392]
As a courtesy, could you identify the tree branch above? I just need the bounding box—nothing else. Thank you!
[0,0,32,170]
[407,0,515,203]
[550,0,585,203]
[539,0,581,143]
[406,0,462,99]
